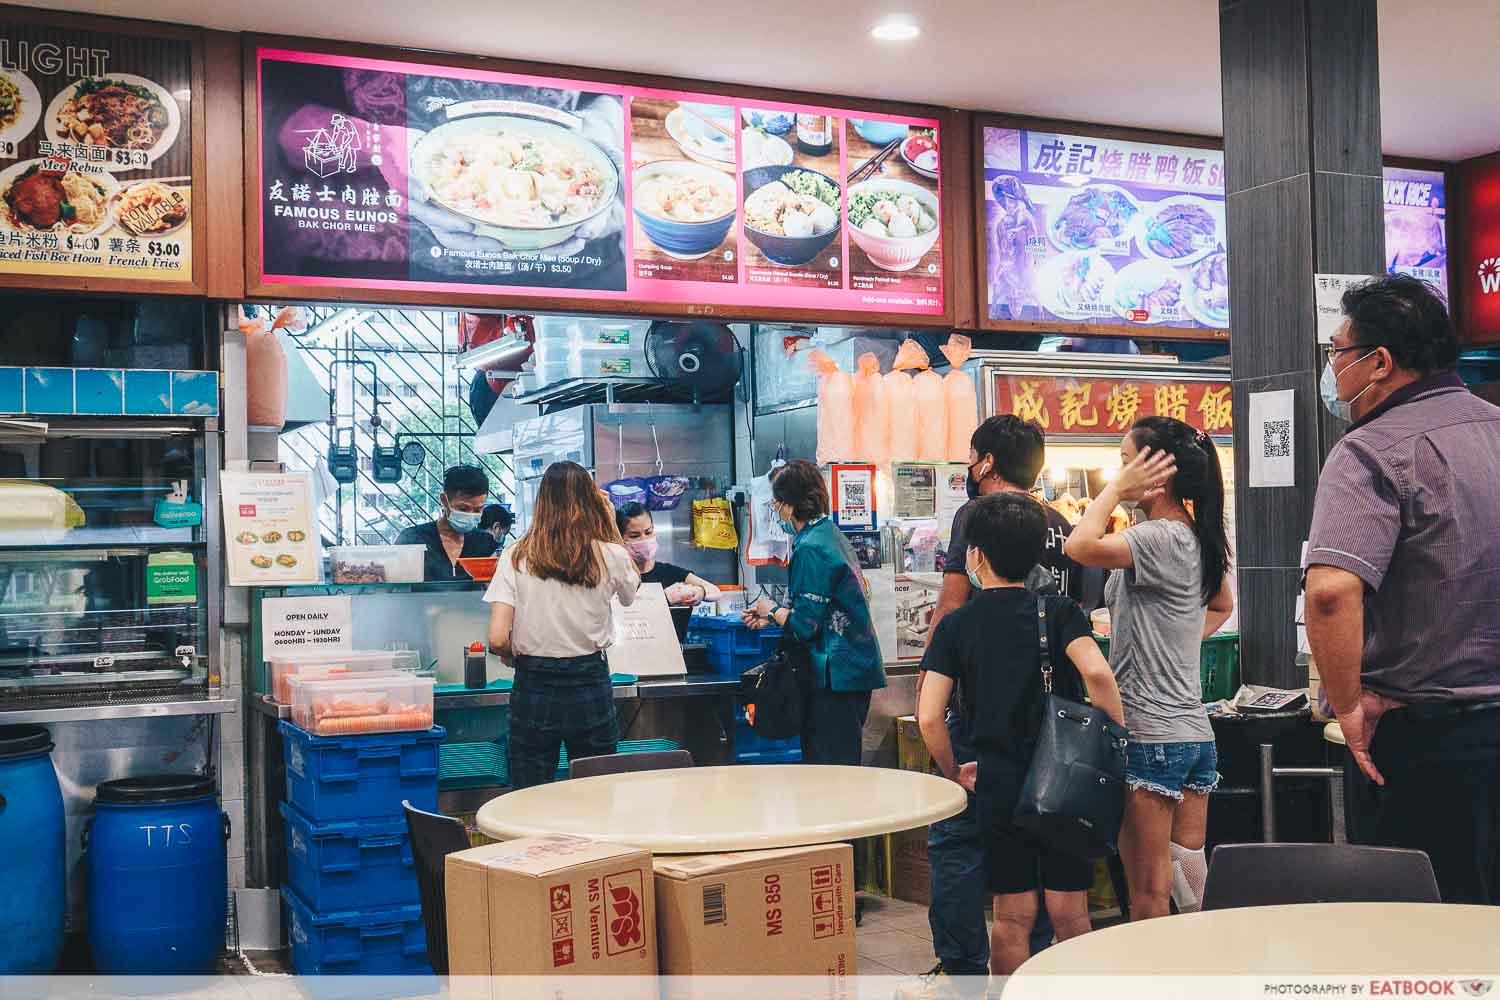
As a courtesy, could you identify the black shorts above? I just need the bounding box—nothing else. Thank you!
[975,755,1094,895]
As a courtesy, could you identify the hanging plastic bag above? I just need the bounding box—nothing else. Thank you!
[941,334,979,462]
[744,467,791,566]
[240,306,304,431]
[886,340,928,463]
[851,352,890,466]
[807,350,854,465]
[691,497,739,550]
[913,357,948,463]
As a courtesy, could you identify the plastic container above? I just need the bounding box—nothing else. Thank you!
[289,674,436,737]
[734,706,802,764]
[1094,632,1239,703]
[686,613,781,675]
[270,650,419,705]
[1089,608,1111,637]
[280,802,418,911]
[280,721,444,822]
[0,725,64,974]
[282,887,431,976]
[328,545,425,585]
[86,775,226,975]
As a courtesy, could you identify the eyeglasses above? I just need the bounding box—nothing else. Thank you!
[1323,343,1373,365]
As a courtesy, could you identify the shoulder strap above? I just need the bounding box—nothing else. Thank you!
[1036,594,1053,694]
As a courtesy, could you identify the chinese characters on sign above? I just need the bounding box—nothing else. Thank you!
[256,47,944,316]
[0,17,193,283]
[991,375,1233,437]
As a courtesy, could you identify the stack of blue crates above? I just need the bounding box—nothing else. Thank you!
[686,613,802,764]
[277,720,445,976]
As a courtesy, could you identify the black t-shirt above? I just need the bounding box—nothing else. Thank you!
[922,589,1091,770]
[394,521,499,581]
[943,497,1084,604]
[639,562,692,589]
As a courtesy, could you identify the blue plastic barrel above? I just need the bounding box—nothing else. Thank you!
[0,725,64,973]
[87,774,226,974]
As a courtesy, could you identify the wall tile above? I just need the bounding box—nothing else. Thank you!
[1225,177,1316,379]
[1220,0,1311,193]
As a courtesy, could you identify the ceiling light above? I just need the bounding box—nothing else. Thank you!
[871,18,921,42]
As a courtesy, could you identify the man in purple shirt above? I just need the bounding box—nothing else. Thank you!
[1305,275,1500,904]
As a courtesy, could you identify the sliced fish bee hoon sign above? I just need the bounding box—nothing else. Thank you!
[0,11,194,285]
[252,41,946,320]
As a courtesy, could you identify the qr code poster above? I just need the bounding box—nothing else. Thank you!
[830,464,878,531]
[1248,389,1296,488]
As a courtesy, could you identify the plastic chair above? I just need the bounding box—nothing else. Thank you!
[402,800,473,975]
[568,748,694,780]
[1202,843,1440,910]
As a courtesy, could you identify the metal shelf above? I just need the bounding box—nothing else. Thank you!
[0,695,234,724]
[510,377,729,408]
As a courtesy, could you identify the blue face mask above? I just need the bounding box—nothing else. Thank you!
[965,549,983,590]
[1320,350,1377,422]
[446,508,482,533]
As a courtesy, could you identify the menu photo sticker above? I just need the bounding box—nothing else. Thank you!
[220,470,320,586]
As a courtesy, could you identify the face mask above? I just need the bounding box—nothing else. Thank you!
[965,548,984,590]
[965,458,991,501]
[1320,350,1378,422]
[626,537,658,566]
[446,508,481,533]
[777,509,798,536]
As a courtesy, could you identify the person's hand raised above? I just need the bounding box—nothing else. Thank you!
[1115,446,1176,504]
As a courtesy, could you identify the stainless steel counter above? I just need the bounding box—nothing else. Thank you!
[0,695,236,724]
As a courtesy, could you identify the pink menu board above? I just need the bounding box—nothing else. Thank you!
[253,46,944,316]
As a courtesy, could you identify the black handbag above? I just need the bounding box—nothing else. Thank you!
[1012,596,1129,859]
[738,630,810,740]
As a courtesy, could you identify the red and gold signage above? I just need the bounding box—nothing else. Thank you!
[991,375,1232,436]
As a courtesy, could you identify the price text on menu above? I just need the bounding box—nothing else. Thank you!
[0,19,193,281]
[255,47,943,314]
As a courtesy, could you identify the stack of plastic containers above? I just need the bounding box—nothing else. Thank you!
[270,649,444,975]
[685,613,802,764]
[529,315,651,387]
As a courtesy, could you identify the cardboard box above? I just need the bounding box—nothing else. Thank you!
[446,836,657,981]
[654,844,856,980]
[888,827,931,905]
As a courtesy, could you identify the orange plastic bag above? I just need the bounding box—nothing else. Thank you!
[852,353,890,465]
[240,307,304,430]
[808,350,854,465]
[941,334,979,462]
[886,340,927,462]
[913,366,947,462]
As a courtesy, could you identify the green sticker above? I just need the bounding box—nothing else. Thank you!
[147,551,198,605]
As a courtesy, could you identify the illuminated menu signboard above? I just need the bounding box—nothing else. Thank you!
[254,46,945,316]
[981,125,1448,334]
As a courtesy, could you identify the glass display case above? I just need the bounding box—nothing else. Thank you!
[0,419,220,713]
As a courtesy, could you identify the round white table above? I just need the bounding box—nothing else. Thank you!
[1013,903,1500,976]
[475,764,967,852]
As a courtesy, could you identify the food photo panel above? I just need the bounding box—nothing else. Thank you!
[629,97,739,285]
[740,106,842,290]
[844,117,941,305]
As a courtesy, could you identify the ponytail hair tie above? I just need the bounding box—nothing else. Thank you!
[1195,429,1211,447]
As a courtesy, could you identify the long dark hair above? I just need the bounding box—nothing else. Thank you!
[511,462,621,587]
[1129,417,1230,604]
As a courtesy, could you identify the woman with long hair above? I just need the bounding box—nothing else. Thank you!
[1064,417,1234,920]
[485,462,639,788]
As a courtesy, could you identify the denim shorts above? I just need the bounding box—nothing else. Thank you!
[1125,740,1220,800]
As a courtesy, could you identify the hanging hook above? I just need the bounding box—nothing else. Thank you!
[651,421,664,477]
[617,423,626,480]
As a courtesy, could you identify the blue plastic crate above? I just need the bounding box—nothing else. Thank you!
[734,705,802,763]
[280,802,418,912]
[282,886,431,976]
[280,721,444,822]
[687,613,782,676]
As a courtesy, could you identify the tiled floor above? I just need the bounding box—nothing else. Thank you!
[856,894,943,977]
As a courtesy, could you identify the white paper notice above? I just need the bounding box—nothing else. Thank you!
[1314,273,1371,344]
[261,595,351,657]
[1248,389,1296,488]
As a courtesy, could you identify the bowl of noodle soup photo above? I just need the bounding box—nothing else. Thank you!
[409,114,620,251]
[46,74,182,169]
[0,158,118,237]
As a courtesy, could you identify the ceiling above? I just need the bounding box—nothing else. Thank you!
[23,0,1500,160]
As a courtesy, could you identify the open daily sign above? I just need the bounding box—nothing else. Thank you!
[261,595,351,657]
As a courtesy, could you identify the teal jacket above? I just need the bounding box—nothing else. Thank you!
[785,517,886,692]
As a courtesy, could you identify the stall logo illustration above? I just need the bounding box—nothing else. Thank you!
[299,114,361,177]
[1478,257,1500,295]
[1461,982,1493,998]
[603,871,645,954]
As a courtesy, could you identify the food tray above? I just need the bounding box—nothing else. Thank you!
[327,544,425,585]
[269,650,420,704]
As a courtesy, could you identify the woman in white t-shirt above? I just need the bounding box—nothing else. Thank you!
[485,461,639,788]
